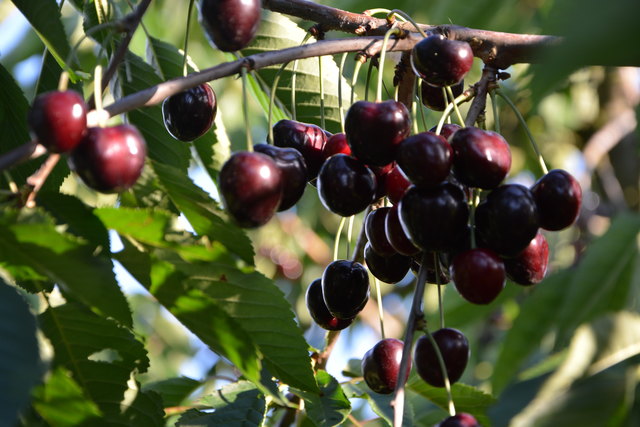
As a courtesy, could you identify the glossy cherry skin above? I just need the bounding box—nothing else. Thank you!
[273,119,328,180]
[199,0,261,52]
[322,260,369,319]
[306,278,354,331]
[396,131,452,188]
[317,154,377,217]
[437,413,480,427]
[219,151,283,228]
[411,253,450,285]
[69,125,146,193]
[414,328,469,387]
[431,123,462,141]
[504,231,549,285]
[362,338,410,394]
[383,165,411,205]
[451,248,506,304]
[531,169,582,231]
[28,90,87,153]
[162,83,216,141]
[365,208,395,256]
[385,205,421,256]
[411,35,474,87]
[399,182,469,252]
[322,133,351,158]
[364,243,411,284]
[475,184,540,257]
[345,100,411,167]
[421,79,464,111]
[450,127,512,189]
[254,144,307,211]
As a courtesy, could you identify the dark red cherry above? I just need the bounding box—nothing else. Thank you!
[421,79,464,111]
[254,144,307,211]
[399,183,469,252]
[362,338,410,394]
[410,253,450,284]
[431,123,462,140]
[385,205,421,256]
[437,413,480,427]
[504,232,549,285]
[451,248,505,304]
[306,278,354,331]
[531,169,582,231]
[162,83,216,141]
[69,125,146,193]
[411,35,473,87]
[365,208,395,256]
[475,184,539,257]
[345,100,411,167]
[364,243,411,284]
[317,154,377,217]
[273,119,328,180]
[27,90,87,153]
[450,127,511,189]
[219,151,282,228]
[322,133,351,158]
[322,260,369,319]
[396,132,452,187]
[414,328,469,387]
[383,165,412,205]
[199,0,261,52]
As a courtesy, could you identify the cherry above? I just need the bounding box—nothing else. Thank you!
[362,338,410,394]
[410,254,450,285]
[218,151,282,228]
[504,231,549,285]
[322,260,369,319]
[399,182,469,252]
[396,131,452,188]
[305,278,354,331]
[475,184,539,257]
[383,165,411,205]
[345,100,411,167]
[414,328,469,387]
[317,154,377,217]
[451,248,505,304]
[254,144,307,211]
[431,123,462,141]
[364,243,411,284]
[531,169,582,231]
[273,119,328,180]
[411,34,473,87]
[450,127,512,189]
[69,125,146,193]
[162,83,216,141]
[199,0,261,52]
[365,208,395,256]
[322,133,351,158]
[27,90,87,153]
[437,413,480,427]
[385,205,421,256]
[421,79,464,111]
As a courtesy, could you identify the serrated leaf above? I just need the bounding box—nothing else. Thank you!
[0,211,132,326]
[407,379,496,426]
[143,377,202,407]
[343,382,414,427]
[242,11,353,134]
[32,367,102,426]
[292,370,350,427]
[178,381,266,426]
[0,279,42,426]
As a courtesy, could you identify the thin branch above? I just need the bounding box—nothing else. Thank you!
[0,141,44,172]
[464,66,497,127]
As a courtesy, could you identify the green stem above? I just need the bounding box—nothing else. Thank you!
[182,0,196,77]
[434,252,444,330]
[366,8,395,17]
[338,53,348,133]
[351,58,365,106]
[291,33,313,121]
[417,78,427,131]
[425,329,456,416]
[496,90,548,174]
[446,85,466,127]
[365,59,375,102]
[376,28,402,102]
[333,216,347,261]
[470,188,480,249]
[268,62,290,144]
[241,67,253,151]
[389,9,427,37]
[411,88,419,134]
[435,92,470,135]
[489,90,500,134]
[374,278,386,339]
[318,56,326,130]
[346,215,355,258]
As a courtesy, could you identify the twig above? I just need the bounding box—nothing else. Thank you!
[24,154,61,207]
[0,141,44,172]
[464,66,497,127]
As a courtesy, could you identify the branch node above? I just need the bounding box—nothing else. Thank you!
[309,24,325,40]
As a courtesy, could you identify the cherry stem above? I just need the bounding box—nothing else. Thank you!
[350,206,370,262]
[374,278,386,339]
[496,89,549,175]
[446,85,466,127]
[182,0,196,77]
[470,188,480,249]
[346,215,355,258]
[57,72,69,92]
[388,9,427,37]
[25,154,60,208]
[338,52,348,133]
[333,216,347,261]
[376,28,402,102]
[268,61,290,143]
[424,327,456,416]
[392,251,429,427]
[435,89,474,135]
[364,59,375,102]
[434,252,445,329]
[318,56,326,130]
[94,66,104,115]
[417,79,428,131]
[489,90,501,134]
[240,67,253,151]
[411,89,419,134]
[291,33,314,121]
[351,57,365,106]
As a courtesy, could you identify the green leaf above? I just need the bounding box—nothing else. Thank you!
[0,279,42,426]
[407,379,496,427]
[177,381,266,426]
[120,387,165,426]
[143,377,202,407]
[0,210,132,326]
[32,367,102,426]
[343,381,414,427]
[242,11,353,134]
[292,371,351,427]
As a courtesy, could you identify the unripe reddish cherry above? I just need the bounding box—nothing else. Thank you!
[28,90,87,153]
[383,165,411,205]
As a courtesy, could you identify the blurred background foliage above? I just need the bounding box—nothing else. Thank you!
[0,0,639,425]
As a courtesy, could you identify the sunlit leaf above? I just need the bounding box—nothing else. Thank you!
[292,370,350,427]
